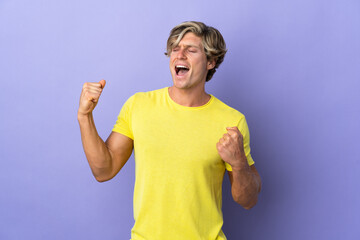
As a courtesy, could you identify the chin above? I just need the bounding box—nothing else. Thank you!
[173,82,187,90]
[172,78,190,89]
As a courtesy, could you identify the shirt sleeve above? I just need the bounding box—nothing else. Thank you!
[225,116,255,171]
[112,95,135,140]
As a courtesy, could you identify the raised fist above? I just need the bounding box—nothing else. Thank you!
[216,127,248,170]
[78,79,106,116]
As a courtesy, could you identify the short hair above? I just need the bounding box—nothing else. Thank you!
[165,21,227,82]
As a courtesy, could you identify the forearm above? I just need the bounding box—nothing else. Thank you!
[78,113,113,181]
[230,165,261,209]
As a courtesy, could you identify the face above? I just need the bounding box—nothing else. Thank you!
[169,32,215,90]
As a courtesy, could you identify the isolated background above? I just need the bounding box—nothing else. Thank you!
[1,0,359,239]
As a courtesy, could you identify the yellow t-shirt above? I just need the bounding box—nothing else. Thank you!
[112,87,254,240]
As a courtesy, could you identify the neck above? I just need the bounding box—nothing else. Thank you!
[168,85,211,107]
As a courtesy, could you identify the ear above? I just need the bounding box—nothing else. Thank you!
[207,59,216,70]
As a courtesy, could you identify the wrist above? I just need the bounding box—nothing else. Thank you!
[231,164,250,172]
[77,112,92,121]
[230,155,250,171]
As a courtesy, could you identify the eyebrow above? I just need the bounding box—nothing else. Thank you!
[173,44,201,49]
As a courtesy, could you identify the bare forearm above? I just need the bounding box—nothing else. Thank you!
[230,166,261,209]
[78,113,113,181]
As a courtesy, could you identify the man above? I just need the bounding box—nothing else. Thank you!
[78,21,261,240]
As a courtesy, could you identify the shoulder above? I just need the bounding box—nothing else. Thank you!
[211,95,246,120]
[211,96,252,136]
[125,87,167,108]
[131,87,166,100]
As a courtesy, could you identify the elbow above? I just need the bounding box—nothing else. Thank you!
[242,198,258,210]
[93,172,113,183]
[95,176,110,183]
[91,166,116,183]
[232,171,261,209]
[233,193,259,210]
[241,179,262,209]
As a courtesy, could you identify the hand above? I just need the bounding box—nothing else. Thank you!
[216,127,248,170]
[78,80,106,116]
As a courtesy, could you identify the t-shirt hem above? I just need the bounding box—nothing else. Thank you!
[112,128,134,140]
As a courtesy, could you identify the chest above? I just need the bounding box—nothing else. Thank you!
[131,106,234,171]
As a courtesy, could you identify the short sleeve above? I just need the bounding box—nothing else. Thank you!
[225,116,255,171]
[112,95,135,140]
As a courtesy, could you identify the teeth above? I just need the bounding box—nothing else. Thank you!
[176,65,189,69]
[175,65,189,74]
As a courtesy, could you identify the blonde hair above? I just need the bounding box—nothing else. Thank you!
[165,21,227,82]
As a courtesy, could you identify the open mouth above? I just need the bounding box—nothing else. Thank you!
[175,65,190,75]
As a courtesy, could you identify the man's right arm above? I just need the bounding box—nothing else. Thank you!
[78,80,133,182]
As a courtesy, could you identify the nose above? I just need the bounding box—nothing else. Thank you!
[176,48,186,59]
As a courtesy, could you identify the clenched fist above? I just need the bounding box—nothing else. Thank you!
[216,127,248,170]
[78,79,106,116]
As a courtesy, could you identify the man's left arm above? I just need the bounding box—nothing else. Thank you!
[216,127,262,209]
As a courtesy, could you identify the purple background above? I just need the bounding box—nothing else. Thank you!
[1,0,359,239]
